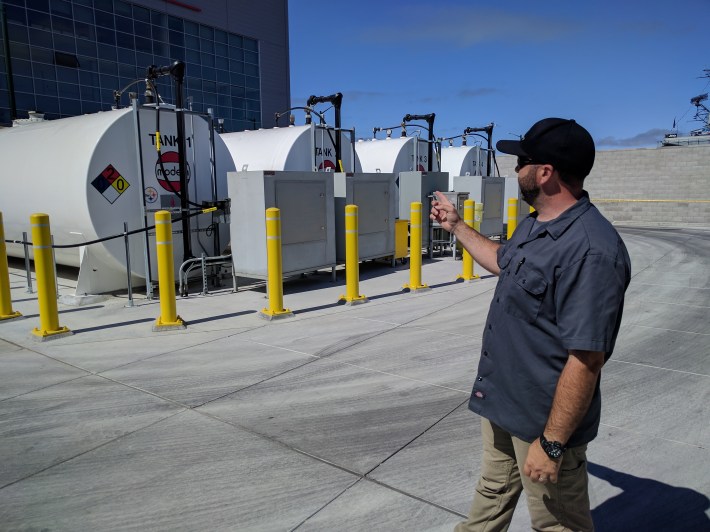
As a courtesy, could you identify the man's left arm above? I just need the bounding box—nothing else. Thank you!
[523,349,605,483]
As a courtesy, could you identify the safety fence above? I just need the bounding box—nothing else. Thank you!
[1,199,517,338]
[1,207,217,338]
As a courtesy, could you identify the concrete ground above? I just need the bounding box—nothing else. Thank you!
[0,225,708,531]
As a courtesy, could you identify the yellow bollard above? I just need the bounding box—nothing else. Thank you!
[457,200,479,281]
[0,212,22,321]
[339,205,367,305]
[260,208,293,320]
[153,210,186,331]
[474,202,484,233]
[507,198,519,240]
[30,213,71,339]
[403,202,429,292]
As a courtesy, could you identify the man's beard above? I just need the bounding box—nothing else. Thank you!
[519,167,540,205]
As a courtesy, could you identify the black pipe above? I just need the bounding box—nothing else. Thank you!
[172,63,192,261]
[147,61,192,261]
[486,126,493,176]
[307,93,343,171]
[465,123,494,176]
[403,113,436,171]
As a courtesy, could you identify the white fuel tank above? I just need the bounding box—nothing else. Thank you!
[355,137,440,174]
[220,124,360,173]
[440,145,486,189]
[0,107,235,294]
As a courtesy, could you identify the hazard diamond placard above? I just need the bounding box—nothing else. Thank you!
[92,164,130,204]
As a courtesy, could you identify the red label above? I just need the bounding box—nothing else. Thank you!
[155,151,191,193]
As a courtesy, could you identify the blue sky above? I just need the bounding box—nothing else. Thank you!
[288,0,709,150]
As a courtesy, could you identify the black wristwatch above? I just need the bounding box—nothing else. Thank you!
[540,434,566,460]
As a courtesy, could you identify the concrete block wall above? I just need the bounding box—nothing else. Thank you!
[495,145,710,226]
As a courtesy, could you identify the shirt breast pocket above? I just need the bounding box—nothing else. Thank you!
[503,269,548,323]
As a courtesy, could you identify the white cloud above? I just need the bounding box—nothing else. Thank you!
[361,7,579,47]
[596,128,668,147]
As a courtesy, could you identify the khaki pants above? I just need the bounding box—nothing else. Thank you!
[455,419,594,532]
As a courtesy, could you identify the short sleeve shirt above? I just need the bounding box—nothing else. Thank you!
[468,193,631,446]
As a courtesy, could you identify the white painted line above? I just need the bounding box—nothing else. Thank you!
[608,358,709,377]
[627,324,710,337]
[242,338,470,394]
[598,422,707,449]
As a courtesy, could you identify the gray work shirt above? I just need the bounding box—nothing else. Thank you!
[469,192,631,447]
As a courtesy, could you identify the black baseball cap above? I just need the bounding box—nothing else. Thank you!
[496,118,595,177]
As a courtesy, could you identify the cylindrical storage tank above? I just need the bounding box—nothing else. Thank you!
[355,137,440,174]
[440,145,485,189]
[221,124,360,173]
[0,107,235,293]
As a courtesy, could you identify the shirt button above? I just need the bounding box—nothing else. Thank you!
[488,324,492,330]
[478,377,483,381]
[483,351,488,357]
[496,297,499,303]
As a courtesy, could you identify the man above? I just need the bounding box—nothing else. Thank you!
[430,118,631,531]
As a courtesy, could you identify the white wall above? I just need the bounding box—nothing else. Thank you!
[495,146,710,225]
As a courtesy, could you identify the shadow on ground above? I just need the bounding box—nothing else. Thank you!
[589,463,710,530]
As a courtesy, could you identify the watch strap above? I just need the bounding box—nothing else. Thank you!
[539,434,566,459]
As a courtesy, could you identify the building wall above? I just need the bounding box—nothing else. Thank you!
[132,0,290,130]
[0,0,289,132]
[495,146,710,226]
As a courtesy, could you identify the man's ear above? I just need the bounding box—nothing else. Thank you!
[536,164,555,186]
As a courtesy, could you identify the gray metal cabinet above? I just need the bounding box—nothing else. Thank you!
[227,170,336,278]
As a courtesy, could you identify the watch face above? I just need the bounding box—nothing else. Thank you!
[547,445,564,459]
[540,435,565,459]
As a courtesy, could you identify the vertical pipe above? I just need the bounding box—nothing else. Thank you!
[22,231,32,293]
[427,114,435,171]
[310,122,316,171]
[201,252,207,295]
[507,198,519,240]
[153,210,185,330]
[207,110,220,255]
[333,93,343,171]
[413,135,418,171]
[486,127,493,176]
[132,98,153,299]
[457,200,479,281]
[339,205,367,304]
[260,208,292,319]
[51,235,58,298]
[123,222,134,307]
[403,202,429,292]
[170,61,192,262]
[350,128,356,172]
[30,214,70,339]
[0,212,21,320]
